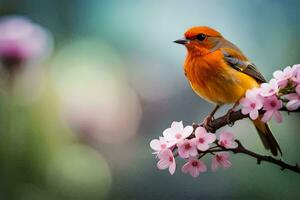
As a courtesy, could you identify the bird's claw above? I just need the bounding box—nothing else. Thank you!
[225,109,235,127]
[200,115,214,132]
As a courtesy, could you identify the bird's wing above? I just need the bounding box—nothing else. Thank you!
[220,39,267,83]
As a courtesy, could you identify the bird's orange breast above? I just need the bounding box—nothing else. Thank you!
[184,50,259,105]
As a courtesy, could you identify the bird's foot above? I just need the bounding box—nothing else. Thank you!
[225,109,235,127]
[200,115,214,132]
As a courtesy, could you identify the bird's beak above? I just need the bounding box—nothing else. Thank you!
[173,38,189,45]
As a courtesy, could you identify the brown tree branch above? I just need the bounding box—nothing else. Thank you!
[204,107,300,133]
[191,107,300,174]
[205,140,300,173]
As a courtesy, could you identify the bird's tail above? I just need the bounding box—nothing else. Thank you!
[252,117,282,156]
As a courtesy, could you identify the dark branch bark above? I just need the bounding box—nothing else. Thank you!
[206,107,300,133]
[206,140,300,173]
[192,107,300,174]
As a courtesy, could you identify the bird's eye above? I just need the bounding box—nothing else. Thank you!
[196,34,206,41]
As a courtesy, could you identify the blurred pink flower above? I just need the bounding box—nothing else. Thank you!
[177,139,197,158]
[273,66,293,88]
[162,121,193,144]
[218,131,238,149]
[211,152,232,171]
[240,90,263,120]
[292,64,300,71]
[150,137,173,153]
[182,158,207,178]
[297,84,300,95]
[261,96,283,123]
[156,149,176,175]
[285,93,300,111]
[260,79,279,97]
[292,65,300,84]
[285,86,300,111]
[192,127,216,151]
[0,16,53,63]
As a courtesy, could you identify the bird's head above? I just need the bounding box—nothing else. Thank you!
[174,26,223,55]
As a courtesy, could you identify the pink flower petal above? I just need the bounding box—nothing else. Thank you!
[273,70,283,79]
[157,159,170,170]
[162,128,174,141]
[182,126,193,138]
[189,147,198,157]
[177,139,198,158]
[212,152,232,171]
[260,80,278,97]
[177,148,189,158]
[169,161,176,175]
[157,149,176,175]
[219,132,234,141]
[241,107,251,115]
[262,95,282,110]
[150,139,161,152]
[190,167,200,178]
[218,132,237,149]
[197,143,209,151]
[195,127,206,137]
[220,159,232,168]
[287,99,300,111]
[211,157,218,172]
[181,162,190,174]
[220,152,230,159]
[182,159,206,177]
[273,111,282,123]
[261,110,273,122]
[249,110,259,120]
[163,121,194,144]
[205,133,216,143]
[227,141,238,149]
[171,121,184,132]
[157,148,172,159]
[277,80,288,88]
[284,93,298,101]
[296,85,300,95]
[198,160,207,172]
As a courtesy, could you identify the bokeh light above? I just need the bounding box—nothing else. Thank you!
[51,38,142,144]
[46,144,111,200]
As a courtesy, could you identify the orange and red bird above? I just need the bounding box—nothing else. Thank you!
[174,26,281,156]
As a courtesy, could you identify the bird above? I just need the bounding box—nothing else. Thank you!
[174,26,281,156]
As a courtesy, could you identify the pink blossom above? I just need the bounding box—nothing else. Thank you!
[150,137,173,153]
[273,66,293,88]
[181,158,207,177]
[260,79,279,97]
[218,131,238,149]
[211,152,232,171]
[292,64,300,71]
[285,86,300,111]
[285,93,300,111]
[291,65,300,84]
[0,16,53,62]
[297,84,300,95]
[261,96,283,123]
[246,88,262,98]
[156,149,176,175]
[192,127,216,151]
[240,89,263,120]
[163,121,193,144]
[177,139,198,158]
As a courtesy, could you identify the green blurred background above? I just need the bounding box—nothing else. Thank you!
[0,0,299,199]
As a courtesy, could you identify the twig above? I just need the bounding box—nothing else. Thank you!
[204,107,300,133]
[191,108,300,174]
[206,140,300,173]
